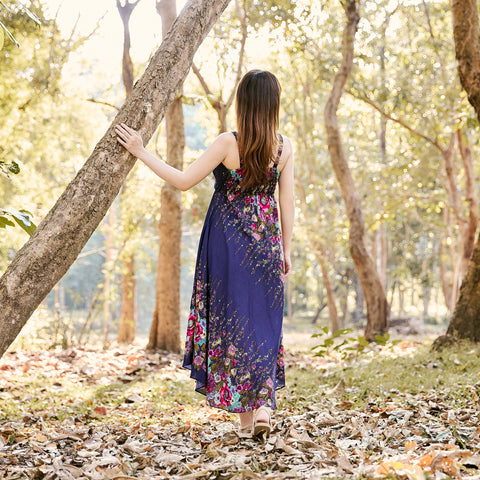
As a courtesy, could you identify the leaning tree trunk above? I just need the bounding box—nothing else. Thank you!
[0,0,232,360]
[323,0,388,341]
[117,0,141,345]
[442,0,480,342]
[147,0,185,352]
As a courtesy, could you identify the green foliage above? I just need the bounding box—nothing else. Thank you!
[0,208,35,235]
[311,326,401,360]
[0,159,36,235]
[0,0,98,260]
[0,159,19,176]
[0,0,41,49]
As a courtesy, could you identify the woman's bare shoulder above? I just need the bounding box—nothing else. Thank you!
[215,131,237,147]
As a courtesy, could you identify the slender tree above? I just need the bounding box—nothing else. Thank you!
[441,0,480,342]
[117,0,141,345]
[0,0,232,360]
[323,0,389,341]
[147,0,185,352]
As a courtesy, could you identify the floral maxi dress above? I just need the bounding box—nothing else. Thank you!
[182,132,286,413]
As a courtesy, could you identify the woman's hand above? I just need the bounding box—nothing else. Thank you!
[115,123,145,157]
[283,251,292,278]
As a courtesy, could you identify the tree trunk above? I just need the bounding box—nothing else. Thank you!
[116,0,141,345]
[117,255,136,342]
[444,0,480,341]
[323,0,388,341]
[0,0,232,360]
[146,0,185,353]
[103,207,116,344]
[457,129,478,278]
[116,0,140,344]
[351,272,364,325]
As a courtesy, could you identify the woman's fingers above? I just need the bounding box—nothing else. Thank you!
[121,123,136,135]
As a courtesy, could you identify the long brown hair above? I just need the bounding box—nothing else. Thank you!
[236,70,281,190]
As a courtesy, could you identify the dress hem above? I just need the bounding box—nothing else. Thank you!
[181,361,285,413]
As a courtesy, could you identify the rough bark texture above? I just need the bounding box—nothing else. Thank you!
[445,0,480,342]
[147,0,185,353]
[117,255,136,342]
[117,0,140,98]
[0,0,232,359]
[457,130,478,277]
[323,0,388,341]
[103,208,116,344]
[117,0,141,345]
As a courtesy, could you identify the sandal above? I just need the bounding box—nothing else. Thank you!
[237,423,253,438]
[253,405,271,437]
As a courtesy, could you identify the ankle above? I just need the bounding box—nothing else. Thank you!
[239,410,253,427]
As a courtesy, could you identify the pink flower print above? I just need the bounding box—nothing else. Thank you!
[260,195,270,210]
[266,378,274,388]
[278,358,285,367]
[207,373,216,393]
[236,384,243,392]
[214,347,221,356]
[252,232,261,241]
[243,381,251,391]
[220,384,232,406]
[227,344,236,356]
[250,223,256,230]
[193,355,203,366]
[259,387,268,395]
[228,193,235,201]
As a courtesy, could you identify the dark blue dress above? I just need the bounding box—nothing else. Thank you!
[182,133,286,413]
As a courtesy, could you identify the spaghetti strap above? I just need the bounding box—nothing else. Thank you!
[231,131,242,167]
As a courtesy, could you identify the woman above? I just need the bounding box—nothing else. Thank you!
[115,69,294,438]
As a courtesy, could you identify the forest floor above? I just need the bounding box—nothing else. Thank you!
[0,332,479,480]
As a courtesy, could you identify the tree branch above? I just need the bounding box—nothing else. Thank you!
[347,90,440,150]
[86,98,120,111]
[191,63,214,98]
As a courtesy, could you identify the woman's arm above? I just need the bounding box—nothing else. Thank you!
[115,123,229,191]
[278,136,295,277]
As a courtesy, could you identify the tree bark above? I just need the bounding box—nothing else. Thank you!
[444,0,480,341]
[103,207,116,344]
[147,0,185,353]
[457,130,478,278]
[323,0,388,341]
[117,254,136,342]
[0,0,232,359]
[116,0,141,345]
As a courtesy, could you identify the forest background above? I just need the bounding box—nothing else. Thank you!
[1,0,477,349]
[3,1,480,478]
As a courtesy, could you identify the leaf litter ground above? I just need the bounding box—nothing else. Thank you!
[0,334,479,480]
